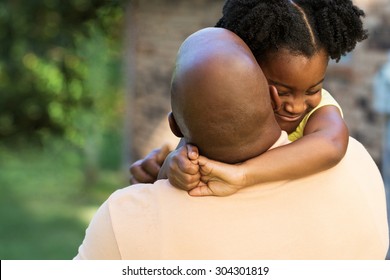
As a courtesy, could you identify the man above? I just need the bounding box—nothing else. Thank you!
[75,28,389,259]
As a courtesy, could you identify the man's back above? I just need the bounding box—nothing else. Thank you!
[75,136,389,259]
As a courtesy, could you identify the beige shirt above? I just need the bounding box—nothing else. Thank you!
[75,133,389,259]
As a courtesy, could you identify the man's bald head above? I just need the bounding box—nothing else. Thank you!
[169,27,280,164]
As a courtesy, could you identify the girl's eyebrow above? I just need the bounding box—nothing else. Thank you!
[268,78,325,89]
[268,79,293,89]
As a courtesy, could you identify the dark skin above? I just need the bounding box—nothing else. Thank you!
[129,144,170,184]
[170,48,349,196]
[130,46,349,196]
[131,28,282,190]
[166,27,281,172]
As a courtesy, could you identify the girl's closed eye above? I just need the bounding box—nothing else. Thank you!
[306,89,321,96]
[275,89,290,96]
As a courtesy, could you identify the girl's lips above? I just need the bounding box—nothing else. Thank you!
[275,113,303,122]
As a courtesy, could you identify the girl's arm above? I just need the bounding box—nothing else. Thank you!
[189,105,348,196]
[129,144,171,184]
[244,105,348,185]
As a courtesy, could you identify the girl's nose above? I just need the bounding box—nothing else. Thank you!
[284,97,308,115]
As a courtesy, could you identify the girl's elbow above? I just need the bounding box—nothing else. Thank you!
[328,149,344,166]
[326,139,348,167]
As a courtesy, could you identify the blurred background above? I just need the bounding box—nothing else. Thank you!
[0,0,389,259]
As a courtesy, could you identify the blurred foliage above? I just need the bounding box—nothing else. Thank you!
[0,0,126,148]
[0,142,127,259]
[0,1,129,259]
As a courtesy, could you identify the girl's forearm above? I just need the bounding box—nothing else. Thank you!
[242,132,347,186]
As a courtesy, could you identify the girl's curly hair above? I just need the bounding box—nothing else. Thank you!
[216,0,368,61]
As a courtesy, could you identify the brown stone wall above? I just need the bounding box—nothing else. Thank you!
[126,0,225,160]
[325,0,390,166]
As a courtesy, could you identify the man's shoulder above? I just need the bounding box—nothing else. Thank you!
[107,179,187,212]
[104,180,172,233]
[346,137,377,162]
[109,179,171,202]
[340,137,383,182]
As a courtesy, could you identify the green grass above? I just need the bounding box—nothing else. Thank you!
[0,141,128,259]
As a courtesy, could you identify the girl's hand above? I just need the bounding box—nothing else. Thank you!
[188,156,246,197]
[165,144,201,191]
[129,144,171,184]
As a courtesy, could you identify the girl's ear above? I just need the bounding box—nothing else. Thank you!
[269,85,282,112]
[168,112,183,138]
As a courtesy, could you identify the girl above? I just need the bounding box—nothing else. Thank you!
[130,0,368,196]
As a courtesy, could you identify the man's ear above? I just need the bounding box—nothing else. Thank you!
[168,112,184,138]
[269,85,282,112]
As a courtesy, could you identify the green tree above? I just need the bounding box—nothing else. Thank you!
[0,0,125,149]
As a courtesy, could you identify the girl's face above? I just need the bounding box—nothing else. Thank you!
[259,48,329,134]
